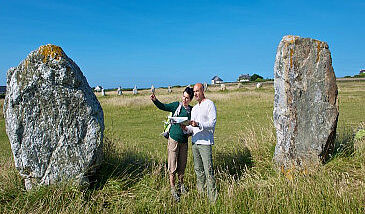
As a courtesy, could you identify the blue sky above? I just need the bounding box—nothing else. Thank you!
[1,0,364,89]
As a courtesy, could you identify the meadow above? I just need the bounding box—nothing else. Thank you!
[0,81,364,213]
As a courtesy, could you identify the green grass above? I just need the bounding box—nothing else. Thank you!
[0,81,364,213]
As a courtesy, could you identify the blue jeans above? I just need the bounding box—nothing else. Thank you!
[192,143,217,202]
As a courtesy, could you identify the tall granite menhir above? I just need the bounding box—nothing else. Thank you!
[4,45,104,190]
[273,36,339,169]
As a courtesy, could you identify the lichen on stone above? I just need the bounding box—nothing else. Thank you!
[273,35,338,170]
[316,40,322,63]
[4,44,104,190]
[38,44,65,63]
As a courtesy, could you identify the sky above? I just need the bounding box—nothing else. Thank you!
[0,0,364,89]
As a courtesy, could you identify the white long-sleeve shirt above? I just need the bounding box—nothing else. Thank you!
[186,99,217,145]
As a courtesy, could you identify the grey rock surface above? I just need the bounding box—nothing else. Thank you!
[273,36,339,169]
[4,44,104,190]
[203,82,208,92]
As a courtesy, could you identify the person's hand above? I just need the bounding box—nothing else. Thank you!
[150,94,156,101]
[191,120,199,127]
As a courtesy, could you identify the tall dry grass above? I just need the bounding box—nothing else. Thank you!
[0,81,364,213]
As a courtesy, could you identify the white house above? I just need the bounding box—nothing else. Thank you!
[238,74,250,82]
[211,76,223,84]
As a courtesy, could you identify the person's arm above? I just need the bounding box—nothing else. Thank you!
[150,94,177,112]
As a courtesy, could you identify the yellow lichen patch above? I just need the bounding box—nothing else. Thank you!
[288,35,297,44]
[38,44,65,63]
[283,35,297,68]
[24,58,29,70]
[289,48,294,68]
[316,40,322,63]
[283,35,299,46]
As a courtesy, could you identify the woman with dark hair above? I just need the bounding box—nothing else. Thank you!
[150,87,194,202]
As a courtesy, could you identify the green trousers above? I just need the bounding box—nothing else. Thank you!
[192,144,217,202]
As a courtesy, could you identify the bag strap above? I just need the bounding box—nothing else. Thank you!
[173,102,183,117]
[186,105,192,114]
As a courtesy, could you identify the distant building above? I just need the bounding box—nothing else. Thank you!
[0,86,6,95]
[360,69,365,74]
[238,74,250,82]
[94,86,103,92]
[211,76,223,84]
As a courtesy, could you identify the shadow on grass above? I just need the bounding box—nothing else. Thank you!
[89,137,158,191]
[214,146,253,179]
[326,127,355,163]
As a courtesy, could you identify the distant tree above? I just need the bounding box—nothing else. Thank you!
[255,78,264,82]
[352,73,365,78]
[250,74,263,81]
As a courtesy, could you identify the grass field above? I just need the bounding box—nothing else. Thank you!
[0,81,364,213]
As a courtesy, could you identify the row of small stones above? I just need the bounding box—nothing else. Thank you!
[96,83,263,96]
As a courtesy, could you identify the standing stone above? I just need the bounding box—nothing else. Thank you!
[220,84,226,91]
[151,85,155,94]
[237,82,242,89]
[273,36,339,169]
[256,83,262,89]
[117,87,122,95]
[3,44,104,190]
[203,82,208,92]
[133,85,138,95]
[167,85,172,93]
[101,88,105,96]
[94,86,102,92]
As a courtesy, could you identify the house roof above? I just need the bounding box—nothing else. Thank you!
[212,76,223,81]
[239,74,251,79]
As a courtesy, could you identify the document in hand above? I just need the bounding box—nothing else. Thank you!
[168,116,190,126]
